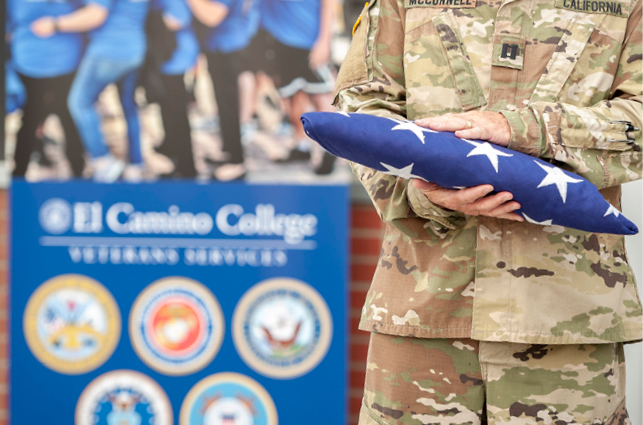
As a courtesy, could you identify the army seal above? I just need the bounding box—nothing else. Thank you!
[23,274,121,375]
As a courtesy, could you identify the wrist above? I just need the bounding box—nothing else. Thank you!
[53,18,60,32]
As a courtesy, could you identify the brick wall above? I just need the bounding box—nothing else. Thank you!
[0,196,380,425]
[348,204,384,424]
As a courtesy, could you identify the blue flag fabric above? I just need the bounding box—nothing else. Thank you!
[301,112,638,235]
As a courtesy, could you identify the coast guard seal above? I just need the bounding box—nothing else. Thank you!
[129,276,225,375]
[23,274,121,374]
[75,369,173,425]
[179,372,277,425]
[232,278,332,379]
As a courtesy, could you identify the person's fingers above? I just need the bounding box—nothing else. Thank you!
[416,115,472,132]
[466,192,513,215]
[486,200,521,218]
[455,126,488,140]
[455,185,495,204]
[412,179,440,191]
[495,211,525,222]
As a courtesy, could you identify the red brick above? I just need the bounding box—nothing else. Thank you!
[351,207,384,230]
[351,263,377,282]
[350,369,367,387]
[351,291,369,309]
[349,395,363,414]
[350,237,382,256]
[350,316,362,330]
[350,342,369,362]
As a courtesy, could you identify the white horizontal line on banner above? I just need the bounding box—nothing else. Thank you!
[39,236,317,250]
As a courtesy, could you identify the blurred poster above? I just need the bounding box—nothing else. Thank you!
[12,180,349,424]
[4,0,355,183]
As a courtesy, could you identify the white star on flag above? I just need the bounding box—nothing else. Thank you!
[534,161,583,203]
[604,204,621,217]
[389,120,437,144]
[522,213,553,226]
[336,111,351,117]
[380,162,424,180]
[462,139,513,173]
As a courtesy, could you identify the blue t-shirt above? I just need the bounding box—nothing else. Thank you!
[8,0,86,78]
[260,0,320,50]
[85,0,151,61]
[205,0,258,53]
[155,0,199,74]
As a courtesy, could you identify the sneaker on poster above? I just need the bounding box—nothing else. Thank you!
[241,121,259,146]
[213,163,246,181]
[314,151,336,175]
[277,141,312,163]
[92,154,126,183]
[123,164,145,183]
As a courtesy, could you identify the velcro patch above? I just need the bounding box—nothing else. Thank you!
[555,0,629,16]
[405,0,476,8]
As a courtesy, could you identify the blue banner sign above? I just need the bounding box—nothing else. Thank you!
[11,180,349,425]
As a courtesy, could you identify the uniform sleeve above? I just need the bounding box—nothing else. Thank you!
[334,0,466,230]
[500,1,642,190]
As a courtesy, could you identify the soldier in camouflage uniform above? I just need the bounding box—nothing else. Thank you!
[333,0,642,422]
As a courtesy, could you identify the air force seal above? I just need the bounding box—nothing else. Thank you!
[75,369,173,425]
[129,277,225,376]
[180,372,277,425]
[23,274,121,374]
[232,278,332,379]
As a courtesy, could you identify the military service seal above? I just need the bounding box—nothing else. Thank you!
[232,278,332,379]
[129,276,225,375]
[75,369,173,425]
[179,372,278,425]
[23,274,121,374]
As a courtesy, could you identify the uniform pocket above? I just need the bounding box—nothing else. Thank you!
[529,18,597,103]
[432,10,487,111]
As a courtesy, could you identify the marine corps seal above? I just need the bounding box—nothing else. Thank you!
[129,276,225,375]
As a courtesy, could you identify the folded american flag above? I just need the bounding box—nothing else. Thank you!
[301,112,638,235]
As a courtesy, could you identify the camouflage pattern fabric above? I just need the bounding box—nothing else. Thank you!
[359,332,630,424]
[334,0,643,344]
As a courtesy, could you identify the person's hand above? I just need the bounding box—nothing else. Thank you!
[413,180,524,221]
[416,111,512,147]
[163,13,183,31]
[309,38,331,70]
[30,17,57,38]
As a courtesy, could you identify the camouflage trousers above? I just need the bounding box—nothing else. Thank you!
[359,333,630,425]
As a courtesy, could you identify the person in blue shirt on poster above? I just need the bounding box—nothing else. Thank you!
[5,62,26,116]
[187,0,258,181]
[7,0,103,178]
[259,0,337,175]
[144,0,199,178]
[66,0,150,182]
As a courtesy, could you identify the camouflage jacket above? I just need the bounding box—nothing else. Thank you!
[335,0,643,343]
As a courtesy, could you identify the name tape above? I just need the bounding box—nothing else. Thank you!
[555,0,628,16]
[405,0,476,8]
